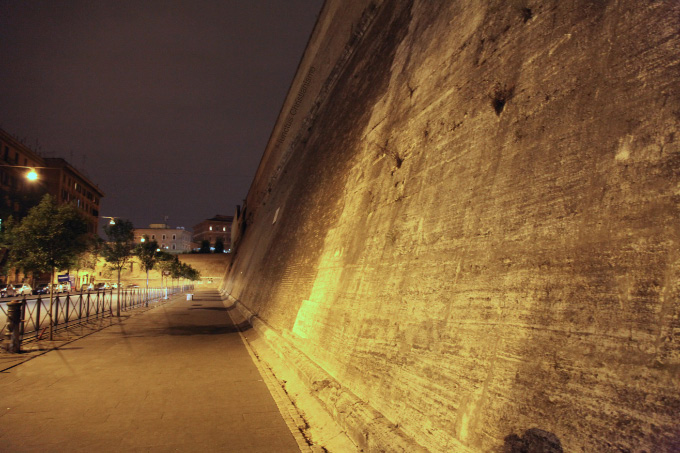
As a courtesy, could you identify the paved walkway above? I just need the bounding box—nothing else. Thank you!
[0,289,304,452]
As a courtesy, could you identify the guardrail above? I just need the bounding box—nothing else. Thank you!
[0,285,193,344]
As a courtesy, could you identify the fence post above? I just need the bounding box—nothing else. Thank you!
[65,294,70,324]
[35,298,42,334]
[4,300,24,353]
[19,300,26,336]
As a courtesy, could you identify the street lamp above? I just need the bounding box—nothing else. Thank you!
[0,164,43,181]
[101,216,116,225]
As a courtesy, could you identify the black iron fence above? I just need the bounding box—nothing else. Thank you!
[0,285,193,342]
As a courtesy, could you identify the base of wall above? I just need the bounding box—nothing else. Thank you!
[222,292,431,453]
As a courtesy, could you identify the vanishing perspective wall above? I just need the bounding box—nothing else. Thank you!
[223,1,680,451]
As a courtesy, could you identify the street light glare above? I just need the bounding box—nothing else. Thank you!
[26,169,38,181]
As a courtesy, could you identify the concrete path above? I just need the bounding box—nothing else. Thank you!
[0,289,303,452]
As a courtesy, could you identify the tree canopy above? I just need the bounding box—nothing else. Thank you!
[135,236,160,274]
[5,194,89,276]
[102,218,135,316]
[101,219,135,273]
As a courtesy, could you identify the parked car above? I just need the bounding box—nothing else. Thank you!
[95,283,110,290]
[16,284,33,295]
[33,283,51,295]
[56,282,72,293]
[127,284,139,289]
[0,284,16,298]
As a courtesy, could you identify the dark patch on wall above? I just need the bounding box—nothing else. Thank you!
[503,428,563,453]
[491,84,515,115]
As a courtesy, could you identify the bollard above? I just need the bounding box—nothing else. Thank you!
[4,300,24,353]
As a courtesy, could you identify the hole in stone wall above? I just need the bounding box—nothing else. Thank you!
[490,84,515,116]
[492,97,506,115]
[521,7,533,22]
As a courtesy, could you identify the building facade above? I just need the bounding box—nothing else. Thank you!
[134,224,194,254]
[1,128,104,285]
[42,158,104,235]
[0,129,104,234]
[0,129,48,222]
[192,215,233,250]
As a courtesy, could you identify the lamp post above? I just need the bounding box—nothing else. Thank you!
[0,164,56,184]
[0,164,38,177]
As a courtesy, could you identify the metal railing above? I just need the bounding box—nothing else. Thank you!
[0,285,193,342]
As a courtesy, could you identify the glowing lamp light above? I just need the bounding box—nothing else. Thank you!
[141,237,146,242]
[109,218,116,225]
[26,168,38,181]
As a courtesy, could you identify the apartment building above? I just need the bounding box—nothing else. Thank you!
[192,215,233,250]
[0,129,104,234]
[134,224,194,254]
[42,158,104,234]
[0,129,46,221]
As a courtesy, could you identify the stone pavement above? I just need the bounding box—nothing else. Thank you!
[0,289,307,452]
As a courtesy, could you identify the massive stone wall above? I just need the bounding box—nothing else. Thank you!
[222,1,680,451]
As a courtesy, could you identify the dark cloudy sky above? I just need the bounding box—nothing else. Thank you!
[0,0,322,231]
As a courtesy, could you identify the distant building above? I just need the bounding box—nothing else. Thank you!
[0,129,51,221]
[192,215,233,250]
[1,128,104,285]
[0,129,105,234]
[134,223,194,254]
[42,158,104,235]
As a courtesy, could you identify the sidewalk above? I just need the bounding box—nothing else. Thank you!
[0,289,305,452]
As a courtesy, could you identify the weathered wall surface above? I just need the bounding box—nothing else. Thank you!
[178,254,229,285]
[222,1,680,451]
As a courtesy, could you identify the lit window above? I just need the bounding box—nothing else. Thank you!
[209,226,213,231]
[223,227,226,231]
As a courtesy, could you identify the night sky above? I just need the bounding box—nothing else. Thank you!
[0,0,322,232]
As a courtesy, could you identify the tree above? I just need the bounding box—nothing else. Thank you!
[135,235,160,303]
[155,250,175,290]
[181,262,200,282]
[214,238,224,254]
[171,261,200,287]
[199,239,211,253]
[101,219,135,316]
[170,258,183,286]
[73,235,103,290]
[5,194,89,339]
[0,216,17,281]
